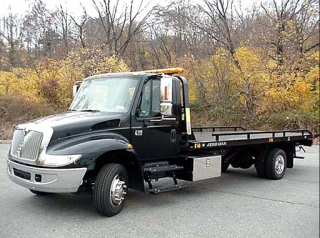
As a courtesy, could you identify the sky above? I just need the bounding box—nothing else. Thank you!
[0,0,261,18]
[0,0,99,17]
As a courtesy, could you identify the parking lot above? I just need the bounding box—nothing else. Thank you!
[0,143,318,238]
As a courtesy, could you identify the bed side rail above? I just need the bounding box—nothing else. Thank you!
[192,126,246,132]
[212,129,312,141]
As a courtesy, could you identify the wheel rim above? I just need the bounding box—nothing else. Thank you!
[275,155,285,174]
[110,174,127,207]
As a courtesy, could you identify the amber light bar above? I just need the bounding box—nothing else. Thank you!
[144,67,185,75]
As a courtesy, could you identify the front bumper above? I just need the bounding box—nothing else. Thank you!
[7,158,87,193]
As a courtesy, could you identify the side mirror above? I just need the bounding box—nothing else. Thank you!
[72,81,82,97]
[160,102,173,116]
[72,85,79,97]
[160,77,173,116]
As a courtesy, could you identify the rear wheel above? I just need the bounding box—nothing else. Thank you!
[93,163,128,217]
[265,148,287,180]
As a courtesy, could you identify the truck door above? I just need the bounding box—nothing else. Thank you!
[131,77,180,160]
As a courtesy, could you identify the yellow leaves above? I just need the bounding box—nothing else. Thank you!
[258,74,314,116]
[234,47,261,72]
[238,94,247,106]
[182,51,234,102]
[0,44,317,130]
[183,45,317,124]
[308,50,319,62]
[215,48,229,58]
[0,48,129,108]
[294,81,311,95]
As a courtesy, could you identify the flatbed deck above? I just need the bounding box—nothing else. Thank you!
[187,127,313,149]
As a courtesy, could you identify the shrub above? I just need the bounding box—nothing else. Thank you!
[0,95,58,140]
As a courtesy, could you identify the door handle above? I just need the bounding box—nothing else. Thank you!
[143,120,149,127]
[170,129,176,143]
[150,117,176,122]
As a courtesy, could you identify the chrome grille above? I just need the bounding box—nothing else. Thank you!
[11,130,24,155]
[11,129,44,160]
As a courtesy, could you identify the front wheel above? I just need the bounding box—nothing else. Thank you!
[29,189,52,195]
[93,163,128,217]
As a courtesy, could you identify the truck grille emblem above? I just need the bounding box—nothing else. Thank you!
[23,128,30,136]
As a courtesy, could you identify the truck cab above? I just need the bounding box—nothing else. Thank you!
[69,69,189,160]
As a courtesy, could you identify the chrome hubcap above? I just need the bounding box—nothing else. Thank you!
[110,174,127,207]
[275,155,285,174]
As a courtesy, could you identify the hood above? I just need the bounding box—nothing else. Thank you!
[28,111,123,141]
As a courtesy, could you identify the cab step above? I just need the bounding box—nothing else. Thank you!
[143,161,169,168]
[143,162,185,191]
[149,184,187,195]
[143,164,184,173]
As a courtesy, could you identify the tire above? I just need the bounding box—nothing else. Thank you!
[265,148,287,180]
[239,158,254,169]
[93,163,128,217]
[230,161,240,168]
[231,159,253,169]
[221,162,230,172]
[29,189,52,195]
[255,149,269,178]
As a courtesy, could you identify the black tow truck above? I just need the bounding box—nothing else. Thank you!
[7,67,317,217]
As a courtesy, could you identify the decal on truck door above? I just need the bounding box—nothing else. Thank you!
[135,130,143,136]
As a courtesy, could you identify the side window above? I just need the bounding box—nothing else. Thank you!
[138,80,151,117]
[151,80,161,116]
[137,79,161,117]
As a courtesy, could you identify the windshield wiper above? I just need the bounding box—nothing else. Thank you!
[80,109,100,112]
[68,109,77,111]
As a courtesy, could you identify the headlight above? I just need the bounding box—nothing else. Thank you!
[37,154,82,167]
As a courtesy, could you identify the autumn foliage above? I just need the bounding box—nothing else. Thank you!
[0,0,319,139]
[0,49,129,107]
[184,46,319,131]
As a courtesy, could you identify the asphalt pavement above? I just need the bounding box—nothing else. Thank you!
[0,144,319,238]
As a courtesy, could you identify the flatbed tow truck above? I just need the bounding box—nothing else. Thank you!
[6,67,318,217]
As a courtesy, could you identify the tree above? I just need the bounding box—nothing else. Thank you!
[260,0,319,74]
[69,5,88,48]
[92,0,156,56]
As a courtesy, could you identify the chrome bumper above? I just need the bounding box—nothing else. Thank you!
[7,158,87,193]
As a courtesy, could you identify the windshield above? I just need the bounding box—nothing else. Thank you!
[70,77,139,113]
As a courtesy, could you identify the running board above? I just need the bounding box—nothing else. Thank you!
[149,184,187,195]
[143,164,184,173]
